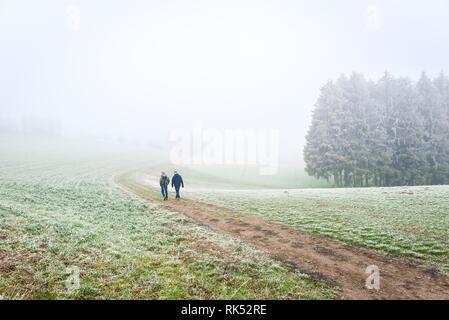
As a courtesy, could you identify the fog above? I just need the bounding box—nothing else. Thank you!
[1,0,449,162]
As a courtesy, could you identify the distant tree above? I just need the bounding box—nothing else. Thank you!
[337,73,372,187]
[304,81,347,186]
[430,72,449,184]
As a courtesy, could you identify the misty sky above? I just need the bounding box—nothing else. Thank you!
[1,0,449,161]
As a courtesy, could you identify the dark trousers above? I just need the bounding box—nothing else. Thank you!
[161,185,168,198]
[174,185,181,198]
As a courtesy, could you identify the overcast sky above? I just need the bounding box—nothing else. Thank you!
[1,0,449,160]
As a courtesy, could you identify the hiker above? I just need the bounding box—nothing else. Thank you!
[171,171,184,199]
[159,172,170,200]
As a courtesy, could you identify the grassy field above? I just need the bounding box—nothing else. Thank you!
[2,135,449,300]
[181,164,331,189]
[187,187,449,274]
[0,136,334,299]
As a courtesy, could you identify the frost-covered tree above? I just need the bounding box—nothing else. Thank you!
[304,72,449,187]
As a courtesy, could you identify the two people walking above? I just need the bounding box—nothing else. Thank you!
[159,171,184,200]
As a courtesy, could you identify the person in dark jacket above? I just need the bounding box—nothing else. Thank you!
[159,172,170,200]
[171,171,184,199]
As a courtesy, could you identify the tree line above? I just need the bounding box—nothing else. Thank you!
[304,72,449,187]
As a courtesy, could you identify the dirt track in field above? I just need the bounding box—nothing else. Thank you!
[114,170,449,300]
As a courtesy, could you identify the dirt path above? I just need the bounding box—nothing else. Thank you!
[115,170,449,300]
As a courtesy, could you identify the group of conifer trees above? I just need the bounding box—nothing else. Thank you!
[304,72,449,187]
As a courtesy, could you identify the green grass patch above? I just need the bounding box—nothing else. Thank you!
[188,186,449,274]
[0,136,334,300]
